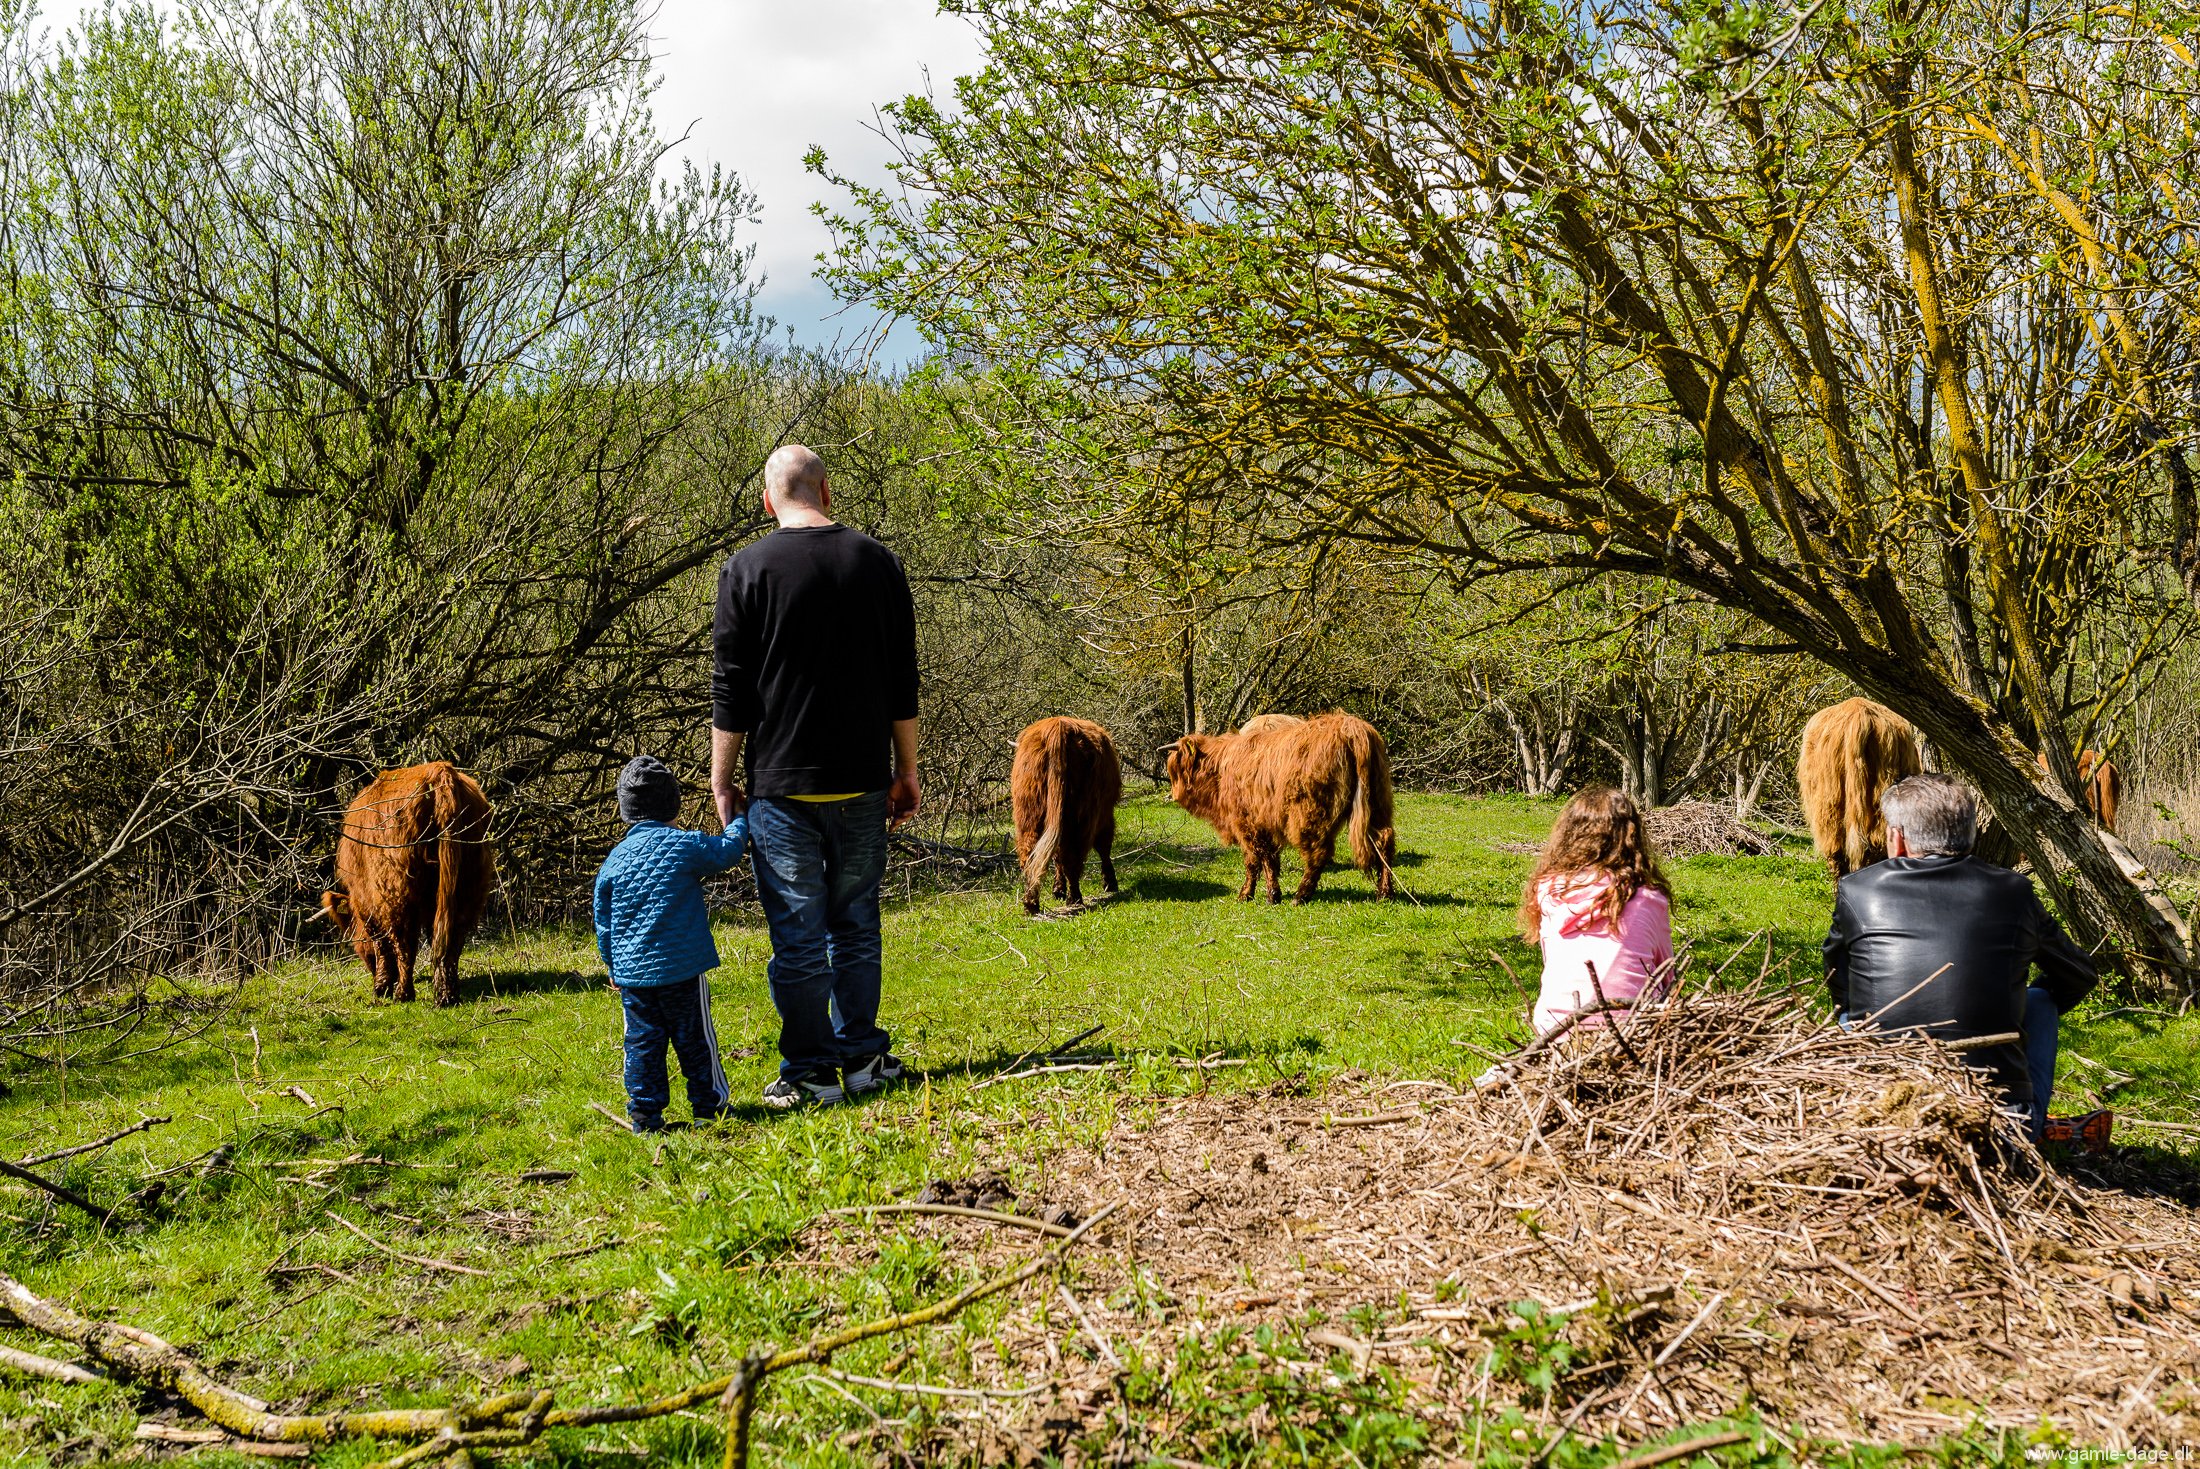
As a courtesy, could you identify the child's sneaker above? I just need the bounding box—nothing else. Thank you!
[761,1072,844,1110]
[630,1113,666,1134]
[2043,1109,2114,1154]
[845,1053,906,1095]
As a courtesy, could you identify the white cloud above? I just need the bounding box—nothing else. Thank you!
[647,0,984,356]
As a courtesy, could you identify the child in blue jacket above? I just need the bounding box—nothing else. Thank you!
[594,755,749,1131]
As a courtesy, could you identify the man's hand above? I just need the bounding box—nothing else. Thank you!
[888,716,920,829]
[888,770,921,829]
[711,726,747,831]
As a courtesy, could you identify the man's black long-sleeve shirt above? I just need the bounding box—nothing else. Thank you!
[1823,854,2097,1101]
[711,524,919,798]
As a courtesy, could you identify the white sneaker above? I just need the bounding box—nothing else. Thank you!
[761,1073,843,1110]
[845,1053,906,1096]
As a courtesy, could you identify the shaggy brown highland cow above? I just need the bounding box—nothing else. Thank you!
[2036,749,2122,832]
[1011,717,1122,915]
[318,762,496,1005]
[1798,698,1922,878]
[1166,711,1395,904]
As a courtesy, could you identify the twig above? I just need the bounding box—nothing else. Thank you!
[17,1115,171,1167]
[712,1202,1124,1466]
[823,1203,1072,1237]
[1474,1001,1630,1088]
[325,1211,489,1278]
[587,1102,636,1133]
[1813,1253,1921,1323]
[0,1157,102,1218]
[1056,1283,1123,1370]
[1049,1024,1106,1056]
[542,1236,622,1264]
[818,1368,1047,1401]
[0,1344,105,1384]
[283,1085,317,1109]
[2119,1115,2200,1137]
[1943,1032,2022,1054]
[1606,1429,1751,1469]
[970,1062,1122,1091]
[1324,1109,1423,1127]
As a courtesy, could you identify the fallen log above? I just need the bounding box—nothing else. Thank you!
[0,1198,1125,1467]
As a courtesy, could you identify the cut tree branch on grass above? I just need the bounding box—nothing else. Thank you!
[0,1344,105,1384]
[822,1203,1073,1236]
[0,1158,102,1219]
[17,1115,170,1168]
[0,1200,1125,1467]
[325,1212,489,1278]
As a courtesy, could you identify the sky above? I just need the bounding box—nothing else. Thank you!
[645,0,987,365]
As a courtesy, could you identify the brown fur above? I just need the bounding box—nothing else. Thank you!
[2036,749,2122,832]
[1238,713,1304,736]
[1798,698,1922,877]
[319,762,495,1005]
[1012,717,1123,915]
[1517,787,1670,940]
[1166,711,1396,904]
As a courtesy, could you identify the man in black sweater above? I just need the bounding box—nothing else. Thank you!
[712,444,920,1109]
[1823,773,2108,1149]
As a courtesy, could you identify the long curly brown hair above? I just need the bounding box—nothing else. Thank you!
[1517,787,1670,942]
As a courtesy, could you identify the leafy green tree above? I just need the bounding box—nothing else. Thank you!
[825,0,2200,979]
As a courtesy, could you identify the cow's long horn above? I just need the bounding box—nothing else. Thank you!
[1157,742,1180,756]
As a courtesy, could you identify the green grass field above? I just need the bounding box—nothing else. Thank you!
[2,793,2194,1467]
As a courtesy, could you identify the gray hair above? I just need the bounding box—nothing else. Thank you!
[1881,773,1977,856]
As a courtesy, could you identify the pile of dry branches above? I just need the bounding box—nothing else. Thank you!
[1642,802,1783,859]
[802,978,2200,1460]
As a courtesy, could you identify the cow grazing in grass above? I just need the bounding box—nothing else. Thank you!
[1165,711,1396,903]
[2036,749,2123,832]
[1239,713,1304,736]
[1012,717,1123,915]
[319,762,495,1005]
[1798,698,1922,878]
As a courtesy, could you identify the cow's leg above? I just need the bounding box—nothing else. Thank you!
[394,929,418,1003]
[432,935,463,1008]
[1264,844,1284,905]
[367,932,394,1000]
[1096,816,1119,896]
[1064,840,1088,905]
[1238,847,1260,901]
[1294,839,1333,904]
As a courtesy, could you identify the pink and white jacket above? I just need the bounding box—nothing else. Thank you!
[1530,872,1674,1035]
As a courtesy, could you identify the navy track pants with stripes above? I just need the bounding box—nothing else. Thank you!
[619,976,729,1129]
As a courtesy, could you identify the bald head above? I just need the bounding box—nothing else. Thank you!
[763,444,829,520]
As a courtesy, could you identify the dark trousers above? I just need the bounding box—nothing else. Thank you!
[747,792,891,1081]
[620,977,729,1128]
[2023,984,2059,1141]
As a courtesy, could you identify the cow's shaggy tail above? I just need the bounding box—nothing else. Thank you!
[1343,722,1397,899]
[1020,725,1067,909]
[428,763,466,971]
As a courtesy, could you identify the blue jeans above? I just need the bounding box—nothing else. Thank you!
[747,793,891,1081]
[2023,984,2059,1141]
[620,977,730,1128]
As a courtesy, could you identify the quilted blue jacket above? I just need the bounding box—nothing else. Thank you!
[593,818,749,987]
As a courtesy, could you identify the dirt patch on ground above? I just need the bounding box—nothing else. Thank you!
[796,982,2200,1461]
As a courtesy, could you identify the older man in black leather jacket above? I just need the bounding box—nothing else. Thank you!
[1823,773,2099,1142]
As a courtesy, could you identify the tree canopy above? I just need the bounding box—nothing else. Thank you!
[825,0,2200,979]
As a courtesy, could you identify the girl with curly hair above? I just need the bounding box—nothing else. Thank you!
[1518,787,1675,1034]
